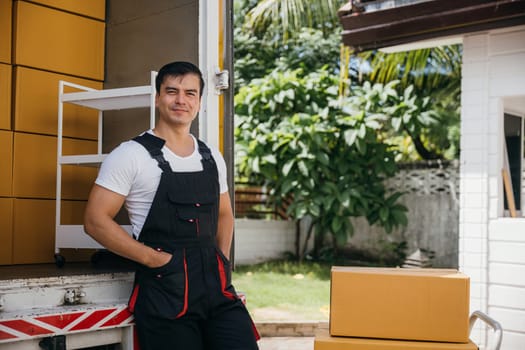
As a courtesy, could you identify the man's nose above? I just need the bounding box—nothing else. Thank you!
[174,93,185,104]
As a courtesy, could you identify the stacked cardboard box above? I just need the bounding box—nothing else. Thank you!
[0,0,104,265]
[315,267,477,350]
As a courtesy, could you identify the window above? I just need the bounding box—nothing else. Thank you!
[503,113,522,214]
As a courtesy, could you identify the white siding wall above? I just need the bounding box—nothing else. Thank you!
[461,26,525,350]
[234,218,296,265]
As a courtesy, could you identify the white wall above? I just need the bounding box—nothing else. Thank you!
[460,25,525,350]
[234,218,296,265]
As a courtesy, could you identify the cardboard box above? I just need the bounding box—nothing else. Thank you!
[330,267,470,343]
[13,133,97,199]
[0,0,11,64]
[0,130,12,196]
[0,198,13,265]
[0,63,11,130]
[25,0,105,20]
[14,66,101,138]
[60,200,95,262]
[14,1,105,80]
[13,199,55,264]
[61,138,98,200]
[315,328,478,350]
[13,132,56,199]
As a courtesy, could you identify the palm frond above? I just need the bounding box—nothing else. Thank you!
[246,0,346,40]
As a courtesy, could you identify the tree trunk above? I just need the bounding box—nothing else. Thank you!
[313,232,324,259]
[406,128,441,160]
[301,219,316,261]
[295,219,301,261]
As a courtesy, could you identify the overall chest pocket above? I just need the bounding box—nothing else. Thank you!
[168,193,215,237]
[133,250,188,319]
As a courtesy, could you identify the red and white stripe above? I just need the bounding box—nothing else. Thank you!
[0,305,134,343]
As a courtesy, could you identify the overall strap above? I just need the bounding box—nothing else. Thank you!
[197,139,217,172]
[197,139,212,161]
[132,133,172,172]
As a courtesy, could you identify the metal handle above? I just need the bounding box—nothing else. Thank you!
[469,310,502,350]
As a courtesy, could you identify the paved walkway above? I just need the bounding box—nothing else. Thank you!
[254,320,324,349]
[258,337,315,350]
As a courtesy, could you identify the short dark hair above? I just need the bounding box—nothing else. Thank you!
[155,61,205,97]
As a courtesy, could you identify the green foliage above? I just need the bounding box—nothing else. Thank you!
[345,81,438,134]
[233,0,462,258]
[357,45,462,160]
[235,68,413,246]
[234,27,342,92]
[243,0,346,41]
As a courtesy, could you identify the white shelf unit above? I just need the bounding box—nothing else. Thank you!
[55,72,156,257]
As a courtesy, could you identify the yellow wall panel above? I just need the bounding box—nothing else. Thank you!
[0,63,11,130]
[13,198,54,264]
[14,67,101,138]
[14,1,105,80]
[0,130,13,196]
[61,138,98,200]
[25,0,105,20]
[0,198,14,265]
[13,132,56,199]
[0,0,11,64]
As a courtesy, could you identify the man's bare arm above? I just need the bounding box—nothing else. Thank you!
[215,191,234,259]
[84,184,170,268]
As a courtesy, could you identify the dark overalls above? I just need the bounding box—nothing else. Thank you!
[127,133,259,350]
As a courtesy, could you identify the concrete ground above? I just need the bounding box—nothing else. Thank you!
[258,337,315,350]
[255,321,323,350]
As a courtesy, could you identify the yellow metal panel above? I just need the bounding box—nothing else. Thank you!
[0,130,13,196]
[61,138,98,200]
[25,0,105,20]
[0,63,11,130]
[330,267,470,343]
[13,132,56,199]
[13,198,54,264]
[14,1,105,80]
[0,0,11,64]
[0,198,13,265]
[314,329,477,350]
[14,67,101,138]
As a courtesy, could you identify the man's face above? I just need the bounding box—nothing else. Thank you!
[155,74,202,127]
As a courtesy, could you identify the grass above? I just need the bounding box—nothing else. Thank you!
[232,261,331,322]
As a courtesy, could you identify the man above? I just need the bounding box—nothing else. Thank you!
[84,61,259,350]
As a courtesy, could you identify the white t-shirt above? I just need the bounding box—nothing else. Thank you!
[95,130,228,238]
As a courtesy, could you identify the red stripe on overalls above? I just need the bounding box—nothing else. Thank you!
[128,284,140,313]
[176,249,189,318]
[216,254,236,300]
[216,254,261,341]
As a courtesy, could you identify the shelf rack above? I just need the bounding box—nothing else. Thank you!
[55,72,156,262]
